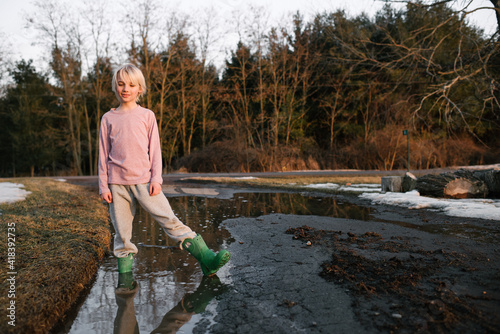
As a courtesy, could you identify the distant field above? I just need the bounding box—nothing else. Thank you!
[184,175,382,194]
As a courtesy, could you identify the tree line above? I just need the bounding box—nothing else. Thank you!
[0,0,498,177]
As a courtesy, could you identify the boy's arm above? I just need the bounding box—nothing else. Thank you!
[98,118,111,195]
[148,113,163,185]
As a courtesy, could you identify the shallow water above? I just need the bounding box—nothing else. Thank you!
[57,189,372,333]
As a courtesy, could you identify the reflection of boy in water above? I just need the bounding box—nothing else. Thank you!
[113,274,227,334]
[114,273,139,334]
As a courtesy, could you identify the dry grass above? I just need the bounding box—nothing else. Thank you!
[0,178,111,334]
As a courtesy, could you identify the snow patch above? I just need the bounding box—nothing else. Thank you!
[0,182,31,204]
[304,183,381,193]
[360,191,500,221]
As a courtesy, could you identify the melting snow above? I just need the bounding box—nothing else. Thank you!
[0,182,31,204]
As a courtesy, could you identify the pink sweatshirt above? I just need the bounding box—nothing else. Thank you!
[98,106,163,194]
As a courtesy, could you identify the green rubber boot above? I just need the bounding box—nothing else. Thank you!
[116,272,138,291]
[117,253,135,273]
[182,234,230,276]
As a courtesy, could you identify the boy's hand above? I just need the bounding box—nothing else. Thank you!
[150,182,162,196]
[101,192,113,203]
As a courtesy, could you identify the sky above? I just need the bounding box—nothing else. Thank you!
[0,0,498,74]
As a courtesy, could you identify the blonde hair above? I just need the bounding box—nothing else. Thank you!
[112,64,147,102]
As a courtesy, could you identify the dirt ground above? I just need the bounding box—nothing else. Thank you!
[201,194,500,333]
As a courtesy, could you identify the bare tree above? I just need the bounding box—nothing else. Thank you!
[27,0,86,175]
[26,0,64,49]
[328,2,498,144]
[0,32,13,88]
[386,0,500,32]
[245,5,271,150]
[491,0,500,31]
[284,13,318,145]
[267,27,287,148]
[126,0,161,109]
[152,11,188,167]
[193,6,222,149]
[81,0,113,175]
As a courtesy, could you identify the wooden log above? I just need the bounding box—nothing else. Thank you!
[402,172,417,192]
[416,171,488,199]
[472,169,500,198]
[443,178,488,198]
[381,176,403,192]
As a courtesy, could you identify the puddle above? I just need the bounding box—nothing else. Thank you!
[54,185,494,333]
[56,190,371,333]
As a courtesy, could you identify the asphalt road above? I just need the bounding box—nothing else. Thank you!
[57,167,469,188]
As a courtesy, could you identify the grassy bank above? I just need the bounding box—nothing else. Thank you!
[0,178,111,334]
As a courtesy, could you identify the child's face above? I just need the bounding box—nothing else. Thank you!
[116,74,142,104]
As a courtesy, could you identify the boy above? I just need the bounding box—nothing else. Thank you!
[98,64,230,276]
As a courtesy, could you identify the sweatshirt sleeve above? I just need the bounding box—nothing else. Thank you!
[98,117,111,194]
[148,112,163,185]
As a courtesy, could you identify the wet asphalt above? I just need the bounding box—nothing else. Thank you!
[201,214,368,334]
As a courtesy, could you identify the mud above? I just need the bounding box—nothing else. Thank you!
[198,199,500,333]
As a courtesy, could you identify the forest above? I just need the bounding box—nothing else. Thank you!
[0,0,498,177]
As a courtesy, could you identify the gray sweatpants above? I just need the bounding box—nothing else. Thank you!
[109,183,196,258]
